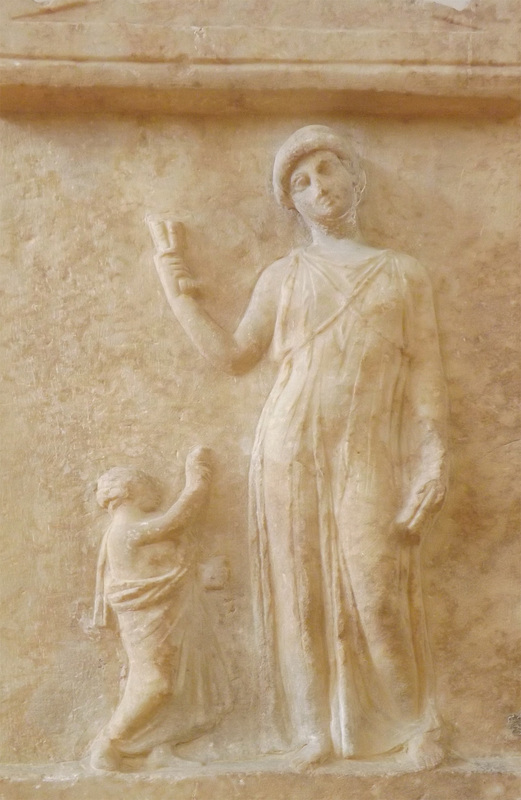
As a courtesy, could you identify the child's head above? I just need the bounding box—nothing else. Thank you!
[96,467,162,512]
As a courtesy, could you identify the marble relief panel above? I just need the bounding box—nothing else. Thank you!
[0,114,519,778]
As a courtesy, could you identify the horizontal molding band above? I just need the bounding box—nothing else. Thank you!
[1,24,520,66]
[0,59,519,117]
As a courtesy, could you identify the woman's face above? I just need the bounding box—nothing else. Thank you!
[289,150,355,229]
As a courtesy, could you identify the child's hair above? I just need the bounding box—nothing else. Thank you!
[96,467,162,512]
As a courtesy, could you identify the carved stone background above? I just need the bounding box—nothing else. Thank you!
[0,1,520,797]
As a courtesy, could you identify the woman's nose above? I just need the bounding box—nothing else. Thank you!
[312,175,327,195]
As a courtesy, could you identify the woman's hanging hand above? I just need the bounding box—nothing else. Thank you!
[392,478,446,545]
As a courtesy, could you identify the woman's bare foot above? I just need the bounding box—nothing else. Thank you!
[405,728,444,770]
[290,736,331,771]
[89,736,122,772]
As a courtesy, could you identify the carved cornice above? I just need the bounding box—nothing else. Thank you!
[0,25,520,115]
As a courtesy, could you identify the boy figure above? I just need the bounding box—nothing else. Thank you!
[90,446,218,771]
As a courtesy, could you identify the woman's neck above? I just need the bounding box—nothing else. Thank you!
[307,221,384,262]
[311,223,367,252]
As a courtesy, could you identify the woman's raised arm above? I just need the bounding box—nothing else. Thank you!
[154,248,281,376]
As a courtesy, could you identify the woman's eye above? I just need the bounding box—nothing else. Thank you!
[291,175,309,191]
[317,161,332,175]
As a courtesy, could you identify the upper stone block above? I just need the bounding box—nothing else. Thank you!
[0,0,520,116]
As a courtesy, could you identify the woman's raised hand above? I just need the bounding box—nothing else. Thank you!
[147,218,199,298]
[154,252,199,297]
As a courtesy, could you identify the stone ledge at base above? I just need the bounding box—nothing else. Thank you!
[1,759,521,800]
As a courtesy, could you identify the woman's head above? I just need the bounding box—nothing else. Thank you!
[272,126,365,229]
[96,467,162,512]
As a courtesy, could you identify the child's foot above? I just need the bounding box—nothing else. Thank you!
[146,743,201,770]
[290,736,331,771]
[90,736,122,772]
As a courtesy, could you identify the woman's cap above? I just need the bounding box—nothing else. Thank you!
[273,125,362,209]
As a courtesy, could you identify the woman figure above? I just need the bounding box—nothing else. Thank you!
[153,126,448,769]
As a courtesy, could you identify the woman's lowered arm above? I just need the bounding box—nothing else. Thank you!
[395,261,448,542]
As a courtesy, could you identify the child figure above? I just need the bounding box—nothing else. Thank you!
[90,446,230,771]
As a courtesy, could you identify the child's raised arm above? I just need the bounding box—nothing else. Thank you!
[129,447,213,545]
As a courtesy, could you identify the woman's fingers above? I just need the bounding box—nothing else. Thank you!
[154,254,198,296]
[408,480,446,530]
[154,252,184,275]
[393,479,446,543]
[177,276,199,296]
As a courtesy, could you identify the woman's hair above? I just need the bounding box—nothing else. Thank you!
[272,125,366,211]
[96,467,162,512]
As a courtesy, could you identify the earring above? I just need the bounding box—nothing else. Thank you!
[345,204,358,227]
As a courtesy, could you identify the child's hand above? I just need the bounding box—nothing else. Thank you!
[185,445,213,487]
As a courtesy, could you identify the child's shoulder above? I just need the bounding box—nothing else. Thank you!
[106,519,135,546]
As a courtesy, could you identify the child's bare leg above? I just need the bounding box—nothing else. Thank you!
[90,734,122,771]
[107,666,171,744]
[90,668,171,771]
